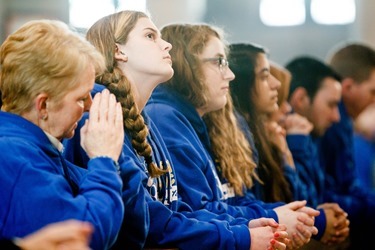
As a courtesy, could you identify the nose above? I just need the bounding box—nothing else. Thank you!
[225,67,235,81]
[84,95,93,112]
[331,106,340,123]
[269,74,281,90]
[162,39,172,51]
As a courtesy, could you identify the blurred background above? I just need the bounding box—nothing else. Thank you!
[0,0,374,65]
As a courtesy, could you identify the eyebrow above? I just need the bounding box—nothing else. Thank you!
[257,67,270,74]
[207,53,225,59]
[144,27,160,35]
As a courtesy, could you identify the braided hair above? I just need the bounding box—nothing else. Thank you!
[86,10,166,177]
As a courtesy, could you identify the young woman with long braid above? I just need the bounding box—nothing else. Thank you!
[64,10,289,250]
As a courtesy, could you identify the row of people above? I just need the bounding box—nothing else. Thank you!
[1,9,374,250]
[0,11,309,250]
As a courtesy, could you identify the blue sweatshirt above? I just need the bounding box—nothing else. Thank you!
[64,84,252,250]
[353,133,375,190]
[236,111,326,240]
[286,134,326,240]
[286,135,321,207]
[145,85,280,221]
[318,101,375,236]
[0,111,124,250]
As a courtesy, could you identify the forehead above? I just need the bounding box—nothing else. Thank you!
[200,36,226,57]
[255,53,269,72]
[315,77,342,101]
[129,17,158,36]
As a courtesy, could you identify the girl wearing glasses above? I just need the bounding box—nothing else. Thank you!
[145,23,320,249]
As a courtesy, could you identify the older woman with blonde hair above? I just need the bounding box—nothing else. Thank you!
[0,19,125,250]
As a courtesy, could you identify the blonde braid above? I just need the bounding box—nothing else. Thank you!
[98,67,166,177]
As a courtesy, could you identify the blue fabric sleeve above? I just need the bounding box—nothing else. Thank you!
[146,196,251,250]
[286,134,321,207]
[312,208,326,241]
[282,163,300,201]
[0,141,124,250]
[145,103,278,221]
[353,134,375,189]
[118,136,252,249]
[319,121,369,222]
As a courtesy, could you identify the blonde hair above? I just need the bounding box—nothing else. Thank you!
[0,19,105,114]
[204,94,258,195]
[161,23,227,108]
[86,10,165,177]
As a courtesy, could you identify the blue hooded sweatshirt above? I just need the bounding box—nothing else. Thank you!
[318,101,375,242]
[0,111,124,250]
[236,111,326,240]
[64,84,252,250]
[286,134,326,240]
[145,85,281,221]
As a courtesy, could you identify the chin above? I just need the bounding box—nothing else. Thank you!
[64,131,75,139]
[159,70,174,83]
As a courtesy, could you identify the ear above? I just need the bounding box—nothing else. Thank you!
[289,87,310,113]
[114,44,128,62]
[341,78,355,96]
[35,92,49,120]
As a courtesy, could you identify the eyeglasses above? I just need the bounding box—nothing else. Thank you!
[202,57,230,75]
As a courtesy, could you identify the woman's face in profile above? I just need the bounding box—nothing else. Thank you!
[118,17,174,87]
[253,53,280,115]
[198,36,235,115]
[43,64,95,140]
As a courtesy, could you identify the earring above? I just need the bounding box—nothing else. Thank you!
[41,114,47,120]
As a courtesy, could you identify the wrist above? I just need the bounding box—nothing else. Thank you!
[90,155,120,173]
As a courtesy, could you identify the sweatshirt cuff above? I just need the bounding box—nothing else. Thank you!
[231,224,251,250]
[312,208,326,241]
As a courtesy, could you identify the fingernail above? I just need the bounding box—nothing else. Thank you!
[271,239,276,245]
[274,232,280,238]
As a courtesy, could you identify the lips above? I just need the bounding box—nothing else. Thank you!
[163,56,172,65]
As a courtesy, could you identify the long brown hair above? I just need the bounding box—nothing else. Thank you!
[230,43,293,202]
[204,94,258,195]
[161,23,226,108]
[161,23,258,196]
[86,10,166,177]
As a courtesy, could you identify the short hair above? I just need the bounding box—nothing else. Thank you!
[328,43,375,84]
[161,23,226,108]
[286,56,341,100]
[0,19,105,114]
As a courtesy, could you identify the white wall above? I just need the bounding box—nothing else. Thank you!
[1,0,375,65]
[0,0,69,42]
[148,0,375,65]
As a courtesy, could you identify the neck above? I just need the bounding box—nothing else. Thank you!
[196,107,205,117]
[342,96,355,119]
[125,73,158,112]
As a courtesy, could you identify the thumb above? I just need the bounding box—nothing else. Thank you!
[286,200,307,211]
[80,119,89,148]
